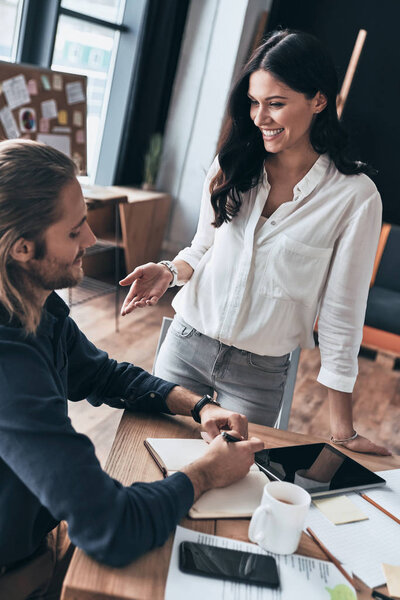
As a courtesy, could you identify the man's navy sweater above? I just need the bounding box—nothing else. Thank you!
[0,293,193,567]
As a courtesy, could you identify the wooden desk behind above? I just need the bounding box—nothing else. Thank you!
[62,414,400,600]
[82,185,172,277]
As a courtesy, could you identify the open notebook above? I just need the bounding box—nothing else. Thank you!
[144,438,268,519]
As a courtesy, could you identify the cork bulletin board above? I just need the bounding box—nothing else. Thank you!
[0,61,87,174]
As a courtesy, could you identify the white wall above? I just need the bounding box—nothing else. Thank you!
[157,0,271,256]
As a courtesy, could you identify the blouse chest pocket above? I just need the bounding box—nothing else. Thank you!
[261,234,333,308]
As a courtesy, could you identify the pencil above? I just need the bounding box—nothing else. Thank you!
[360,494,400,526]
[306,527,359,590]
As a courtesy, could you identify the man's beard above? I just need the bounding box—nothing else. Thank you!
[28,253,84,290]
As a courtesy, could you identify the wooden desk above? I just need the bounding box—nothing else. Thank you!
[82,185,172,277]
[62,414,400,600]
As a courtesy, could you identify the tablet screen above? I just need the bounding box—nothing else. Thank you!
[254,444,386,496]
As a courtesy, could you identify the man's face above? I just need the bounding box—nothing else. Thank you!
[29,178,96,290]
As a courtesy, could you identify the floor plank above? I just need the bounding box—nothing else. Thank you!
[67,290,400,462]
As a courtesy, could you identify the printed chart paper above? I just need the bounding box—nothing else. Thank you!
[0,106,20,138]
[3,74,30,109]
[165,526,356,600]
[37,133,71,158]
[66,81,85,104]
[41,99,58,120]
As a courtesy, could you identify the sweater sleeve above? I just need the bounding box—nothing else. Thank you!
[0,343,193,567]
[317,192,382,392]
[174,156,219,269]
[65,316,176,413]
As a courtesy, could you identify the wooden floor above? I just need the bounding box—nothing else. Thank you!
[67,289,400,465]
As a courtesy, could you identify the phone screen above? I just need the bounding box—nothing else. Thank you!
[179,542,280,588]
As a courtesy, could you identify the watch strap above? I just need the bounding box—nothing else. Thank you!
[158,260,178,288]
[191,394,220,423]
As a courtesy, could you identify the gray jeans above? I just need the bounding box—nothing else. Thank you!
[154,315,290,426]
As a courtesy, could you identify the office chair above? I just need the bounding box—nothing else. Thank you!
[153,316,300,430]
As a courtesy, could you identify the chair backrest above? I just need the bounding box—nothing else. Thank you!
[152,316,173,375]
[374,224,400,293]
[153,316,300,431]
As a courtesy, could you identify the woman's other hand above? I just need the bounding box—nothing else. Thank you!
[119,262,172,315]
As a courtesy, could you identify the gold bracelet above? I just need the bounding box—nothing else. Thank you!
[330,431,358,445]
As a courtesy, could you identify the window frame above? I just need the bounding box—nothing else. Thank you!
[16,0,148,184]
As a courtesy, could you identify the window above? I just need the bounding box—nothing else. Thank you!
[0,0,24,61]
[51,0,126,178]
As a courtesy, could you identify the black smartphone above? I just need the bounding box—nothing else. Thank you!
[179,541,280,588]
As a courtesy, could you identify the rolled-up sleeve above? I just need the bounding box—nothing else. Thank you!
[317,192,382,392]
[174,157,219,269]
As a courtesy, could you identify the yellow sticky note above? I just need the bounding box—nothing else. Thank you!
[58,110,68,125]
[382,563,400,598]
[313,495,368,525]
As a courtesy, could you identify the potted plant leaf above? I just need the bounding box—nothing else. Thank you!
[142,133,163,190]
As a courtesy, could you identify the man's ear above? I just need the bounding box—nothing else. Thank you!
[313,91,328,114]
[10,238,35,263]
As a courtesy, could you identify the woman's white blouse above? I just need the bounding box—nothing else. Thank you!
[172,154,382,393]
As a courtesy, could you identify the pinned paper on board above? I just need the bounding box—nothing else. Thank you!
[52,74,63,91]
[19,107,37,133]
[0,106,20,138]
[27,79,38,95]
[39,118,50,133]
[58,110,68,125]
[2,74,30,110]
[41,99,58,120]
[72,110,83,127]
[65,81,85,105]
[76,129,84,144]
[40,75,51,91]
[53,126,71,133]
[37,133,71,158]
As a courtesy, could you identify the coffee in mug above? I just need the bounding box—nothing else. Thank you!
[248,481,311,555]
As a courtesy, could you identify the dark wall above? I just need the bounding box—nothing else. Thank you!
[268,0,400,225]
[115,0,189,186]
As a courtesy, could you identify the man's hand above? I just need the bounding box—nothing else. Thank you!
[200,404,248,440]
[119,262,172,315]
[181,432,264,501]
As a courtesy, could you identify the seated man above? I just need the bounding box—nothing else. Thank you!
[0,140,263,600]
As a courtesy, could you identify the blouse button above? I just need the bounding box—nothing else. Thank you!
[270,220,276,226]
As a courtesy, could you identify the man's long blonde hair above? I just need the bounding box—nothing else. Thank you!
[0,139,76,334]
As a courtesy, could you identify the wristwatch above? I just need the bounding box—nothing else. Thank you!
[191,394,221,423]
[158,260,180,288]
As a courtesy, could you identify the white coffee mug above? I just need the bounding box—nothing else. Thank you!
[248,481,311,555]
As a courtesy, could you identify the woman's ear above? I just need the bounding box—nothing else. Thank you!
[313,91,328,114]
[10,238,35,263]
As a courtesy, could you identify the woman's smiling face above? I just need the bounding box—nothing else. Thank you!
[248,69,326,157]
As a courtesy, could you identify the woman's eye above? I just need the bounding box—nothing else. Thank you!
[270,102,284,107]
[69,231,80,239]
[249,99,259,105]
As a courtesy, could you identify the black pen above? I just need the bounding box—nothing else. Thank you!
[372,590,393,600]
[221,431,242,443]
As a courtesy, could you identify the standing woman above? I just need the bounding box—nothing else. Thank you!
[120,30,389,455]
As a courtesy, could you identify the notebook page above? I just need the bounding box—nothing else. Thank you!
[189,470,267,518]
[365,469,400,519]
[145,438,259,472]
[306,492,400,588]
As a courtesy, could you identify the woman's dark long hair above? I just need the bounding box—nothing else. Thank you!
[211,29,374,227]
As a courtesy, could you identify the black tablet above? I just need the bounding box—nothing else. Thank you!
[254,443,386,497]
